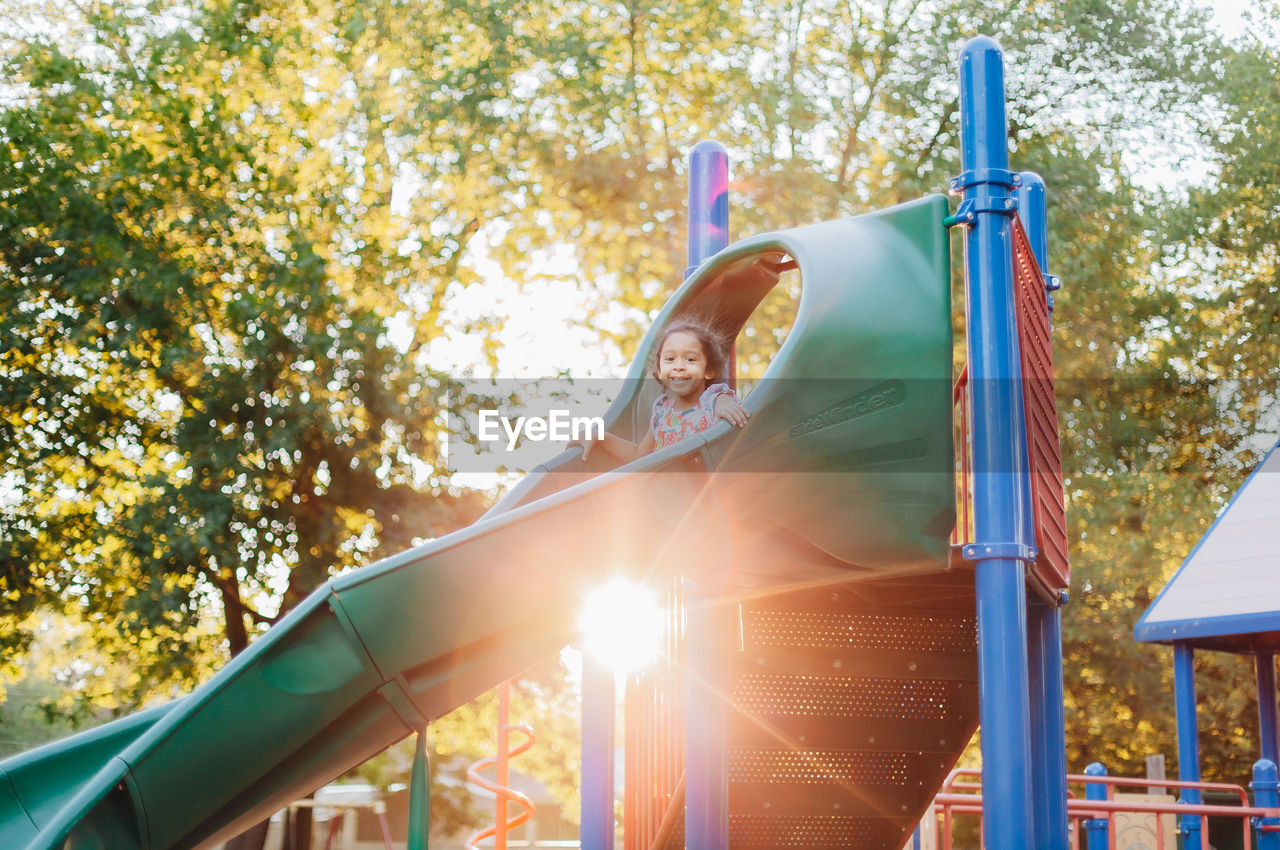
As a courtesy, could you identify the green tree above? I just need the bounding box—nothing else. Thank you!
[1120,21,1280,785]
[0,0,578,699]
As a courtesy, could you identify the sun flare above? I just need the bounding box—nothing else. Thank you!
[579,579,666,676]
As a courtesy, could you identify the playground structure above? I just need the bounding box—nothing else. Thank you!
[1129,438,1280,850]
[1,33,1279,850]
[930,767,1278,850]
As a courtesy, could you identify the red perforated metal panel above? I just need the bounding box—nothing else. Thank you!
[1011,218,1070,592]
[728,814,879,847]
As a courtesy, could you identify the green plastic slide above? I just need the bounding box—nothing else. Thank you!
[0,196,954,849]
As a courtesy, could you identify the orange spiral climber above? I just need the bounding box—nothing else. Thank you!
[466,682,535,850]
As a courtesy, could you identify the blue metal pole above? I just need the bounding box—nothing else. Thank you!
[1259,652,1280,767]
[1174,642,1204,850]
[1016,172,1048,268]
[1253,759,1280,850]
[957,35,1036,850]
[1013,171,1046,531]
[1016,171,1062,312]
[685,580,729,850]
[686,141,730,279]
[1083,762,1109,850]
[1018,171,1069,850]
[1028,596,1070,850]
[581,655,615,850]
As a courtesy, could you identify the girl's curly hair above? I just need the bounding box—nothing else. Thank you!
[650,319,730,386]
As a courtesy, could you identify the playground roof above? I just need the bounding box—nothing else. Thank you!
[1134,438,1280,654]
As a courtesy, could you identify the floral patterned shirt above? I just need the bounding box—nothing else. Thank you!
[650,383,734,449]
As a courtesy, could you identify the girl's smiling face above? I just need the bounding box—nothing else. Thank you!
[658,330,714,404]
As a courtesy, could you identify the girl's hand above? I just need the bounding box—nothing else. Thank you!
[713,395,749,427]
[573,436,599,460]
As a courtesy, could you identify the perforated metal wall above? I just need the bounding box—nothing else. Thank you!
[745,609,976,653]
[733,673,963,720]
[729,749,915,785]
[626,576,979,850]
[728,814,878,846]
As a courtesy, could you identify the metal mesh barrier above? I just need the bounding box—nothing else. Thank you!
[733,673,963,720]
[745,609,976,653]
[729,749,915,785]
[728,814,879,846]
[627,580,978,850]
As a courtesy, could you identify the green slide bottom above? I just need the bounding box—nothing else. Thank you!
[0,196,956,849]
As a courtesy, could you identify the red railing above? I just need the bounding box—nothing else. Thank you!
[952,364,973,548]
[929,768,1280,850]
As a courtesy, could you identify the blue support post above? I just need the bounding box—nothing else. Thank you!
[685,580,729,850]
[684,142,732,850]
[1083,763,1109,850]
[1254,759,1280,850]
[1028,596,1070,850]
[1174,642,1204,850]
[1015,171,1061,310]
[1014,171,1047,531]
[956,35,1036,850]
[685,141,729,280]
[1258,652,1279,767]
[1018,171,1070,850]
[1016,173,1048,268]
[581,655,615,850]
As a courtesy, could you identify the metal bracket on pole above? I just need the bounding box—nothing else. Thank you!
[959,542,1038,563]
[950,168,1022,193]
[950,196,1018,226]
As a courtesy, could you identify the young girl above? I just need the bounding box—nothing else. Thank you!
[582,320,748,463]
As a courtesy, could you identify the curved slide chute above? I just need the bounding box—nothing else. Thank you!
[0,196,953,849]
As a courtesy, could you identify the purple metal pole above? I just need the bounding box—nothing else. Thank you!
[685,141,730,279]
[1259,652,1280,767]
[1174,642,1203,850]
[581,655,615,850]
[685,580,729,850]
[684,141,732,850]
[956,35,1035,850]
